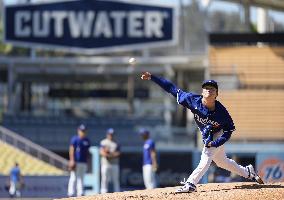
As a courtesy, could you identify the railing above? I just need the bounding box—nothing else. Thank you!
[0,126,68,171]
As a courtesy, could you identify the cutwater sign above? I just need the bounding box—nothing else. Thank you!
[4,0,178,54]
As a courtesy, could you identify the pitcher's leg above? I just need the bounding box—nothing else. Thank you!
[186,147,215,185]
[213,146,248,178]
[176,147,216,193]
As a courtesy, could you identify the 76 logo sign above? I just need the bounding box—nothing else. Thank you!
[258,158,284,183]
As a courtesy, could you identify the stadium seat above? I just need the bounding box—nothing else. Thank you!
[210,46,284,87]
[0,141,66,175]
[2,114,164,150]
[218,90,284,141]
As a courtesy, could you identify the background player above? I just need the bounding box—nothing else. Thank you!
[68,124,91,197]
[139,128,158,189]
[9,162,23,198]
[100,128,121,193]
[141,71,264,193]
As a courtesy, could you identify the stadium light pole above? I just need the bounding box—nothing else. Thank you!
[127,64,135,115]
[0,0,2,22]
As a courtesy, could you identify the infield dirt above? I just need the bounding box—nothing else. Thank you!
[56,182,284,200]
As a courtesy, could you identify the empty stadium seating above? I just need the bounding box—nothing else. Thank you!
[209,45,284,142]
[0,140,65,175]
[218,90,284,141]
[2,115,164,151]
[210,46,284,88]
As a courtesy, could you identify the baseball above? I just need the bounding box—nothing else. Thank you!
[128,57,136,65]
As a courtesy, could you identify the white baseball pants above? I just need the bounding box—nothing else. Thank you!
[68,162,87,197]
[187,145,249,185]
[143,164,157,189]
[9,182,21,197]
[100,164,120,193]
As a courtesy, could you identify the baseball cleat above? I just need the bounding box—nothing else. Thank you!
[175,182,197,193]
[253,176,264,184]
[246,164,264,184]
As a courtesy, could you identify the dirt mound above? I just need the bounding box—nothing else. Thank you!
[57,182,284,200]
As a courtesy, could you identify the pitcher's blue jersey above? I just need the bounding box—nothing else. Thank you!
[151,75,235,147]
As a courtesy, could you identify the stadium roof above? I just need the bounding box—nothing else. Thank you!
[0,55,206,82]
[221,0,284,11]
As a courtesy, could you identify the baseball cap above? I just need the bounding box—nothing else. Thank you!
[78,124,87,131]
[202,80,218,90]
[106,128,114,134]
[138,128,150,135]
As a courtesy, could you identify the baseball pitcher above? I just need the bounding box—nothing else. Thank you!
[141,72,264,193]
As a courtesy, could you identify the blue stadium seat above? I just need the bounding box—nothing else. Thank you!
[2,114,164,151]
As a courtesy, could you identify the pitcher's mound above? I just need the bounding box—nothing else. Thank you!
[57,182,284,200]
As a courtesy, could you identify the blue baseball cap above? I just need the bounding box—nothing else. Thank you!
[202,80,218,90]
[78,124,87,131]
[138,128,150,135]
[106,128,114,134]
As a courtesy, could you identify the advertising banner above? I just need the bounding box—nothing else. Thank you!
[4,0,178,54]
[120,151,192,190]
[256,152,284,183]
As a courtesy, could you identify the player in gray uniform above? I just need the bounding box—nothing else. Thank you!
[100,128,121,193]
[141,72,264,193]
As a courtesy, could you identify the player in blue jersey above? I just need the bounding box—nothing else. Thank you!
[68,124,91,197]
[141,72,264,193]
[9,163,23,197]
[139,128,158,189]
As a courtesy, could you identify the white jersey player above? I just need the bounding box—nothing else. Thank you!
[100,128,121,193]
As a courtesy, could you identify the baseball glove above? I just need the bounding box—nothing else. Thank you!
[203,134,213,147]
[202,125,212,138]
[202,124,214,147]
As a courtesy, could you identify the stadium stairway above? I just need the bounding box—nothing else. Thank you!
[0,126,68,175]
[0,140,65,175]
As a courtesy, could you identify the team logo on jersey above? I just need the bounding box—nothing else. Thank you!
[194,114,220,126]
